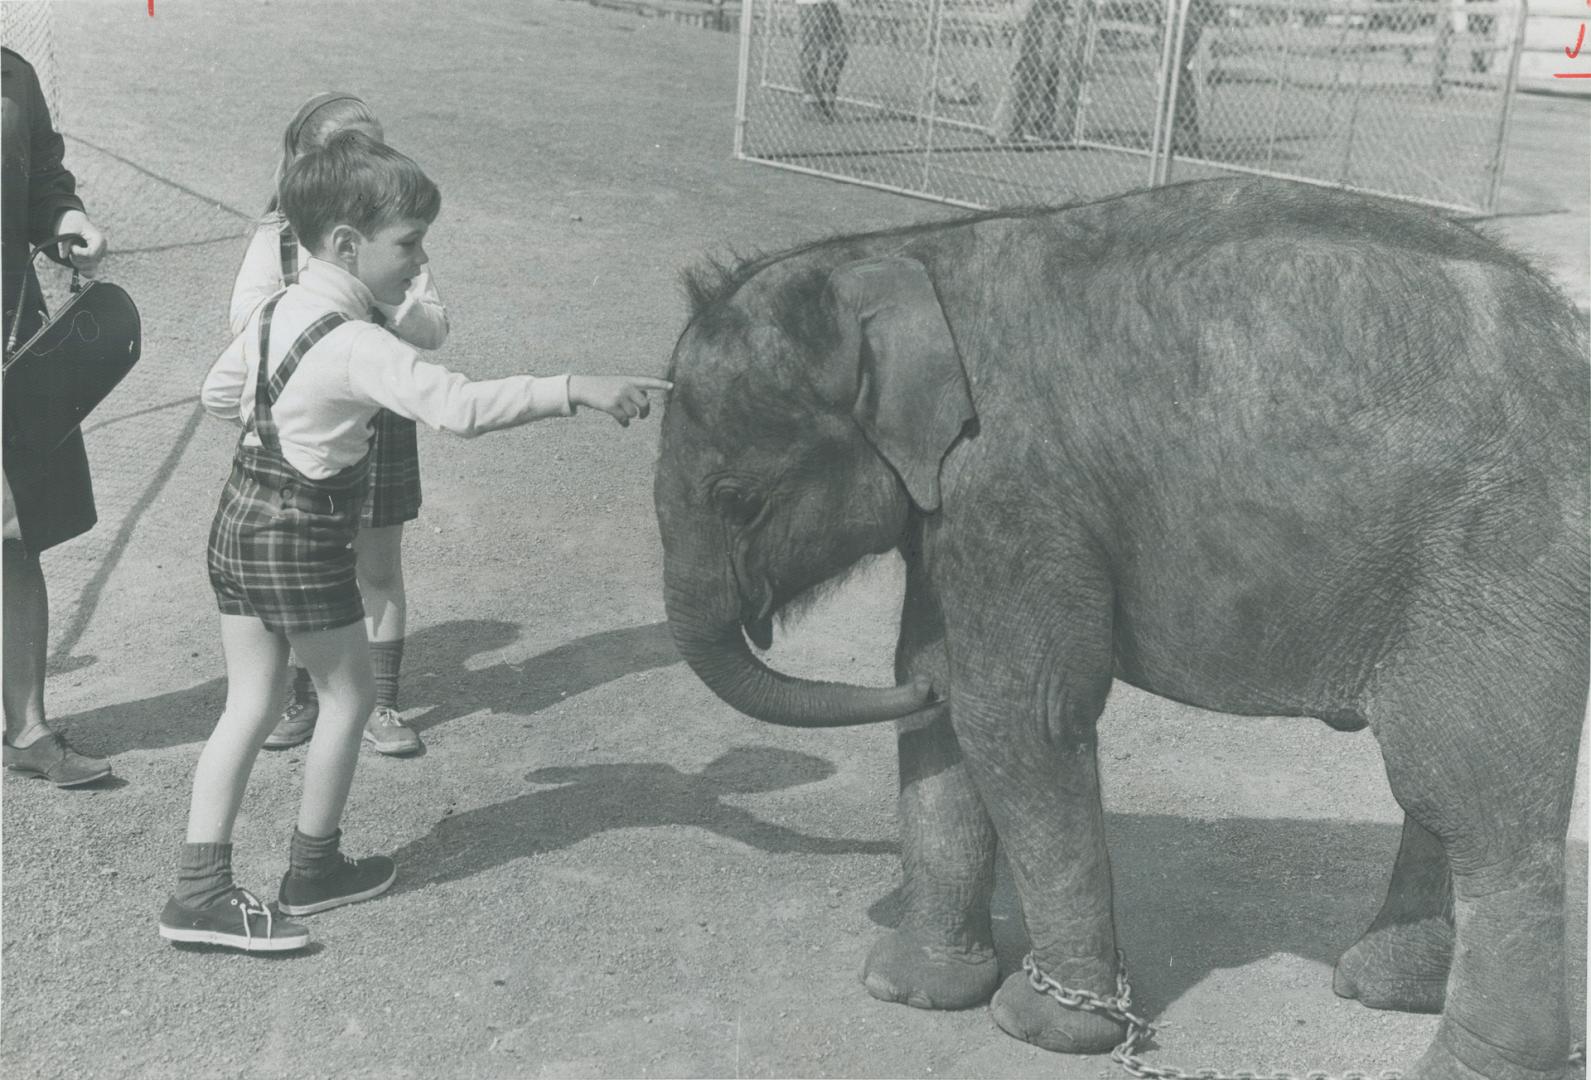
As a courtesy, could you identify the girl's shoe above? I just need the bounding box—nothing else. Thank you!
[278,853,396,916]
[263,696,318,749]
[362,706,421,756]
[159,887,309,952]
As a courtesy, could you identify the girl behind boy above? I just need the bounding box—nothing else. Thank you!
[161,131,669,951]
[230,92,441,758]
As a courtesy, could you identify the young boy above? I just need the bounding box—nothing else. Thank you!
[160,130,669,951]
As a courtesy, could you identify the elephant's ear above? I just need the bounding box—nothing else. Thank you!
[828,256,975,512]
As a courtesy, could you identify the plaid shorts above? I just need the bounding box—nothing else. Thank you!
[208,444,370,633]
[361,409,421,528]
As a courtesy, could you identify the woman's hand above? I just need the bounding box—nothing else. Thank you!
[53,210,108,275]
[568,375,673,426]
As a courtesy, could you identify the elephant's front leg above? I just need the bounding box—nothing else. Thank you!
[863,545,1001,1010]
[948,570,1126,1054]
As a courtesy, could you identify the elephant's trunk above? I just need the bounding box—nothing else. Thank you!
[663,547,934,728]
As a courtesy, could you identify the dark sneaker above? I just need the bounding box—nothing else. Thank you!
[362,706,421,756]
[159,887,309,952]
[3,732,112,787]
[278,853,396,916]
[264,696,318,750]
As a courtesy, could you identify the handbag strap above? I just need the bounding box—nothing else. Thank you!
[4,232,86,361]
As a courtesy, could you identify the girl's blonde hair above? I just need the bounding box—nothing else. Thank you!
[264,92,381,214]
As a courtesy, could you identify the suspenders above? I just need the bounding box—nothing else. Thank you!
[242,292,346,447]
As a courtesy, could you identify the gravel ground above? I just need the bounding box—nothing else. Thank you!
[2,3,1585,1078]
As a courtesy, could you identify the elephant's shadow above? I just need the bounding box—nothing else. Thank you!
[59,618,680,757]
[868,815,1589,1025]
[389,745,897,893]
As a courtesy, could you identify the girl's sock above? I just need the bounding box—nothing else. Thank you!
[174,842,235,908]
[294,665,317,705]
[370,640,403,711]
[289,827,342,879]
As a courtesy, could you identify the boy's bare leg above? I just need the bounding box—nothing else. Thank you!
[161,614,307,952]
[290,621,376,836]
[185,615,289,842]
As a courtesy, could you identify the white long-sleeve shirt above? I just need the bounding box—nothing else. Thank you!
[203,257,572,480]
[228,217,450,350]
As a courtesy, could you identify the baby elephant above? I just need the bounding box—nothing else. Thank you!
[652,177,1588,1079]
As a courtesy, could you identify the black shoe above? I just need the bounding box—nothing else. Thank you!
[4,732,112,786]
[278,853,396,916]
[159,887,309,952]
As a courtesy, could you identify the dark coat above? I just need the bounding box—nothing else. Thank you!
[3,46,96,554]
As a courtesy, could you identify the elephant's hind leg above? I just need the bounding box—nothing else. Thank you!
[863,549,1000,1011]
[1333,814,1454,1013]
[1367,597,1584,1080]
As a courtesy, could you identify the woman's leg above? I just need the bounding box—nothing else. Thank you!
[354,523,419,755]
[3,539,51,746]
[2,539,111,784]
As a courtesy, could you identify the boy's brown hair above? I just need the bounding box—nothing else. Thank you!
[278,129,440,252]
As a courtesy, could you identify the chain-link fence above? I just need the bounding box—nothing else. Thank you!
[1,0,64,124]
[735,0,1525,213]
[3,1,257,670]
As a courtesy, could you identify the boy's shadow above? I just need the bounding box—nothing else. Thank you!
[62,619,680,756]
[391,745,897,892]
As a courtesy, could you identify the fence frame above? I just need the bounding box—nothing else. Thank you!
[734,0,1528,214]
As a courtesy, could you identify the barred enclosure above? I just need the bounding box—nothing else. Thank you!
[735,0,1526,213]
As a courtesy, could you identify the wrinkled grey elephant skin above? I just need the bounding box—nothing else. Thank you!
[652,177,1589,1080]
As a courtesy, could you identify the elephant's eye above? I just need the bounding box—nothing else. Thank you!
[713,487,764,526]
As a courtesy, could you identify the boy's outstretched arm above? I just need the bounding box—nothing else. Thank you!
[346,327,670,436]
[569,376,673,427]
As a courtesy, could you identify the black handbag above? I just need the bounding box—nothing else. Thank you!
[3,233,142,454]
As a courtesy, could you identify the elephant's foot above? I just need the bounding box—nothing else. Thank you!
[988,969,1124,1054]
[861,928,998,1010]
[1402,1020,1571,1080]
[1332,918,1452,1014]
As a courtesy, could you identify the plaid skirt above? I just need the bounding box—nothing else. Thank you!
[362,409,421,528]
[208,444,370,633]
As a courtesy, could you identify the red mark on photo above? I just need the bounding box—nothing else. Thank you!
[1554,1,1588,75]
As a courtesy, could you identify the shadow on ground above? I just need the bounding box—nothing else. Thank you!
[390,745,897,893]
[59,619,679,756]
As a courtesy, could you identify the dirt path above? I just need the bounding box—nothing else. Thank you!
[2,3,1584,1078]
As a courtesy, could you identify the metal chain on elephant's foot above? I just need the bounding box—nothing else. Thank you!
[1022,952,1587,1080]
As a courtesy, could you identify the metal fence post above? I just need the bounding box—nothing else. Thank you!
[1486,0,1528,213]
[735,0,755,158]
[1155,0,1195,187]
